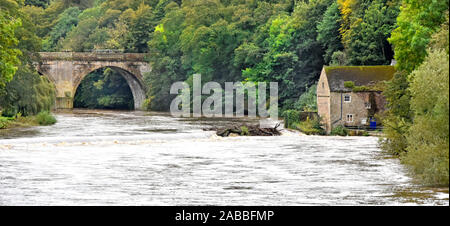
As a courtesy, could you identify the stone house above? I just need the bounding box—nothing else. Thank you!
[317,66,395,133]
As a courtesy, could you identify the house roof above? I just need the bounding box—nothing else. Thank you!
[324,66,395,92]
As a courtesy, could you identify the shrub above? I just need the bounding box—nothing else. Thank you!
[35,111,57,125]
[294,84,317,112]
[296,118,325,135]
[402,49,449,186]
[344,81,355,89]
[0,117,10,129]
[240,126,249,136]
[379,71,412,156]
[352,86,370,92]
[282,110,301,129]
[1,107,17,117]
[330,125,348,136]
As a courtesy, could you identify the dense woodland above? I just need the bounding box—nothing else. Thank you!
[1,0,449,185]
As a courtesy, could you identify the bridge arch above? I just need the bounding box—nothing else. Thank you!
[74,65,146,110]
[35,52,151,110]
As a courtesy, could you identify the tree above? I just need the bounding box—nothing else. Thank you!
[144,2,186,111]
[25,0,50,8]
[42,7,80,51]
[243,0,330,110]
[242,15,298,106]
[389,0,449,73]
[61,6,101,51]
[381,0,449,156]
[125,2,154,52]
[0,0,22,94]
[294,84,317,112]
[346,0,399,65]
[0,65,55,116]
[337,0,358,48]
[401,14,449,186]
[379,70,412,155]
[404,48,449,185]
[317,1,344,65]
[1,0,57,116]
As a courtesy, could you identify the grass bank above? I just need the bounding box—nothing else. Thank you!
[0,111,57,129]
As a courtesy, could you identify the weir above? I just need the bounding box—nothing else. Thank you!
[34,52,151,110]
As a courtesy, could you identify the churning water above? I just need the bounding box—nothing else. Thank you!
[0,110,448,205]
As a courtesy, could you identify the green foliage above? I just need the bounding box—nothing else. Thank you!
[35,111,56,125]
[144,2,185,111]
[61,7,101,51]
[31,0,404,112]
[1,108,17,117]
[0,116,10,129]
[344,81,354,88]
[43,7,80,51]
[379,114,410,155]
[0,65,56,116]
[0,1,22,94]
[330,50,349,66]
[25,0,49,8]
[294,84,317,112]
[380,71,413,155]
[317,1,344,64]
[282,109,301,129]
[1,0,57,117]
[74,68,134,110]
[330,125,348,136]
[240,126,249,136]
[283,110,325,135]
[296,118,325,135]
[381,4,449,185]
[352,86,370,92]
[403,48,449,186]
[389,0,449,73]
[243,0,330,109]
[54,0,160,52]
[428,12,449,54]
[144,0,294,111]
[346,0,399,65]
[124,2,154,52]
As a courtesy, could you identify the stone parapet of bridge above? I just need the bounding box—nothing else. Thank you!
[35,52,151,110]
[37,52,147,62]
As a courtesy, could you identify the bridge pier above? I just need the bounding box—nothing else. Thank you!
[56,97,74,109]
[35,52,151,110]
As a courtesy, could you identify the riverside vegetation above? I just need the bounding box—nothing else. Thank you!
[1,0,448,186]
[1,0,57,127]
[0,111,56,129]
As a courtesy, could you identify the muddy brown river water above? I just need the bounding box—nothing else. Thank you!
[0,109,448,205]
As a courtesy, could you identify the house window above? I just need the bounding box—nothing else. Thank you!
[322,82,325,89]
[344,95,351,103]
[365,102,371,109]
[346,114,354,122]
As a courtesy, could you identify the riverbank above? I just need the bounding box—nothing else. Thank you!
[0,111,57,129]
[281,111,383,137]
[0,116,38,129]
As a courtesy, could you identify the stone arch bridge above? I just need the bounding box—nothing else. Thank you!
[35,52,151,110]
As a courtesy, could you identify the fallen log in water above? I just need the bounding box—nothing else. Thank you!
[209,123,281,137]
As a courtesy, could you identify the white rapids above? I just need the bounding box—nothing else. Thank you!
[0,109,448,205]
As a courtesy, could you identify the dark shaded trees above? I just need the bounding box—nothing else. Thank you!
[74,68,134,110]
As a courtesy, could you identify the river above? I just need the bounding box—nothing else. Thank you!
[0,109,448,205]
